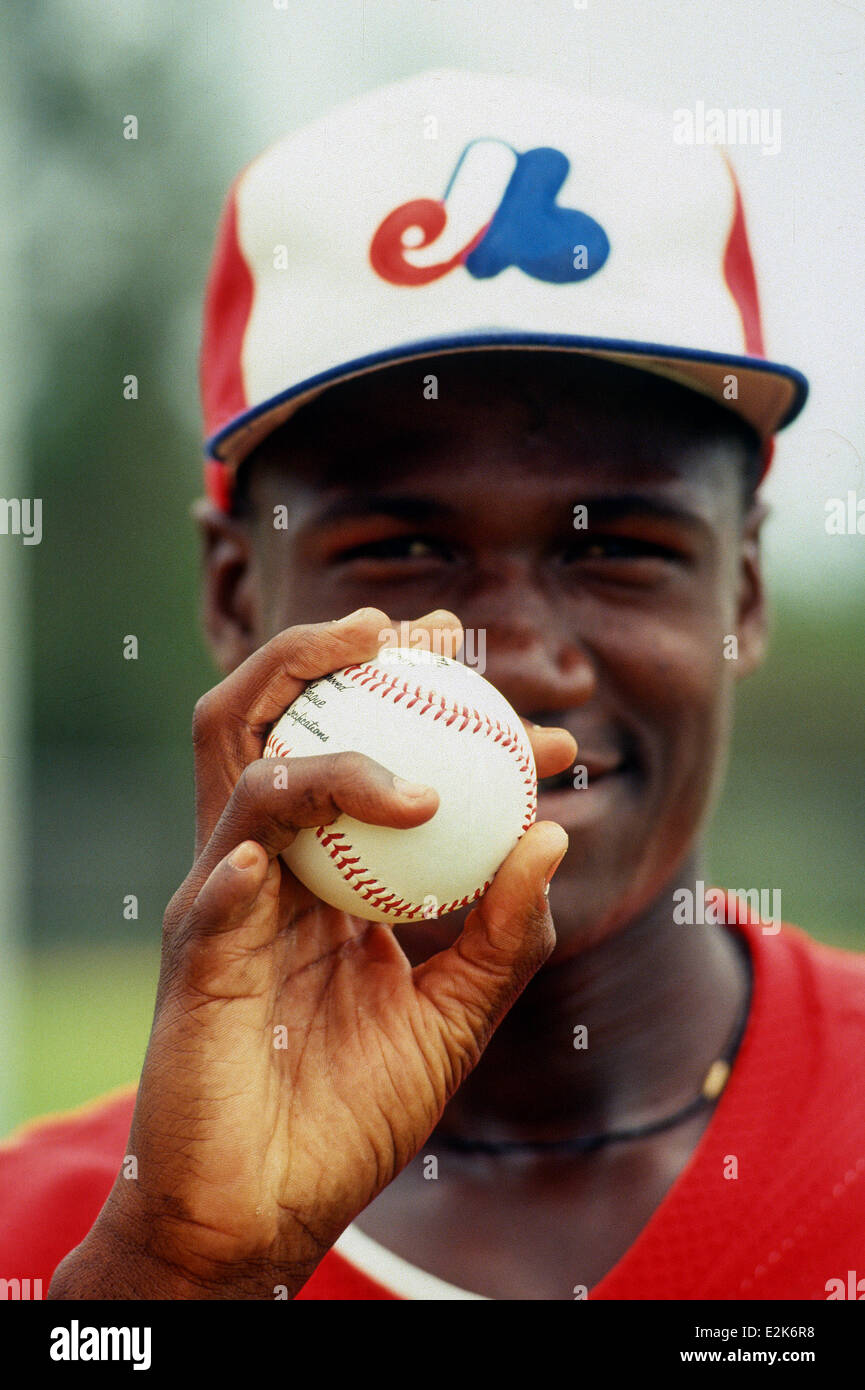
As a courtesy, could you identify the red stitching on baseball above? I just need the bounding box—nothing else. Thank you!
[264,732,293,760]
[309,821,498,918]
[264,660,536,920]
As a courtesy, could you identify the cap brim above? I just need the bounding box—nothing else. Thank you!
[206,331,809,473]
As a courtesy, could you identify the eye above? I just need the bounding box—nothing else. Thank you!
[565,536,681,562]
[334,535,454,564]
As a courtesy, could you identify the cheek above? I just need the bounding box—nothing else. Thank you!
[257,537,440,639]
[255,546,343,640]
[626,618,724,710]
[600,599,736,799]
[310,567,460,615]
[562,609,737,938]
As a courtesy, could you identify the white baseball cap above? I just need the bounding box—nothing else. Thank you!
[200,68,808,511]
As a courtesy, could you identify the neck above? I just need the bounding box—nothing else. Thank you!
[437,852,751,1144]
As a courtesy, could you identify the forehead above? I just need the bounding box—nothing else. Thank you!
[244,352,750,507]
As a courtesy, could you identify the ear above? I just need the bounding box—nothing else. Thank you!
[734,497,769,678]
[191,497,259,674]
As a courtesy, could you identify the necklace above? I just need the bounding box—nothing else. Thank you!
[436,937,753,1157]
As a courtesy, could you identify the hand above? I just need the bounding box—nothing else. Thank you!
[49,608,574,1300]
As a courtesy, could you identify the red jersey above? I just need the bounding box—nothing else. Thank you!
[3,907,865,1300]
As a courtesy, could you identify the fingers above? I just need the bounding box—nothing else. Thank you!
[524,723,578,781]
[186,839,274,938]
[192,609,389,843]
[413,821,568,1057]
[192,608,462,854]
[190,750,439,896]
[160,839,281,986]
[377,610,464,660]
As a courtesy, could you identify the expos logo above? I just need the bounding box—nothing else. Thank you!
[370,138,610,287]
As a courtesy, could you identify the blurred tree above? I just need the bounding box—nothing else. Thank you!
[18,3,242,945]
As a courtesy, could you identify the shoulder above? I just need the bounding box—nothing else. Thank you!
[0,1084,137,1288]
[733,911,865,1149]
[774,919,865,1019]
[1,1082,138,1156]
[732,901,865,1027]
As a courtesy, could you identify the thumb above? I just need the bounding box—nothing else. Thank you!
[413,821,568,1056]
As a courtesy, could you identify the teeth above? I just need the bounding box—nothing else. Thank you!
[539,773,572,793]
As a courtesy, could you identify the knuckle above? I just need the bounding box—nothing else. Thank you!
[191,692,218,748]
[533,912,557,964]
[160,887,198,976]
[516,901,556,971]
[273,623,335,673]
[231,759,271,817]
[236,756,332,831]
[482,897,553,975]
[332,748,372,787]
[272,609,386,672]
[274,757,339,825]
[285,781,328,825]
[162,885,186,928]
[164,866,205,929]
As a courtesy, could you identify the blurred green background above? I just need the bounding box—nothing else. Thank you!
[2,2,863,1137]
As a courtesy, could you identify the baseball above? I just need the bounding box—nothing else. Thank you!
[263,646,537,923]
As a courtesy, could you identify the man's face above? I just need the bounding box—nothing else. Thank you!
[201,354,767,958]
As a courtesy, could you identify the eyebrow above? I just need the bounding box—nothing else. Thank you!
[308,492,709,531]
[571,495,711,530]
[307,495,459,527]
[297,486,717,544]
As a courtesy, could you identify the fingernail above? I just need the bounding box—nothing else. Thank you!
[334,608,367,625]
[393,776,434,799]
[229,841,259,870]
[415,609,459,625]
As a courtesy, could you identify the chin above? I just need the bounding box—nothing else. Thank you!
[541,859,656,959]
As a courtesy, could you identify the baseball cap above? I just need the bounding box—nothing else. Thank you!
[199,68,808,512]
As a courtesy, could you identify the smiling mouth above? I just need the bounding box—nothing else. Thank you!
[538,758,626,794]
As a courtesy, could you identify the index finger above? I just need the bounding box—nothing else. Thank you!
[191,607,463,855]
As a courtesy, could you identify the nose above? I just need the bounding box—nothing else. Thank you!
[460,560,597,716]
